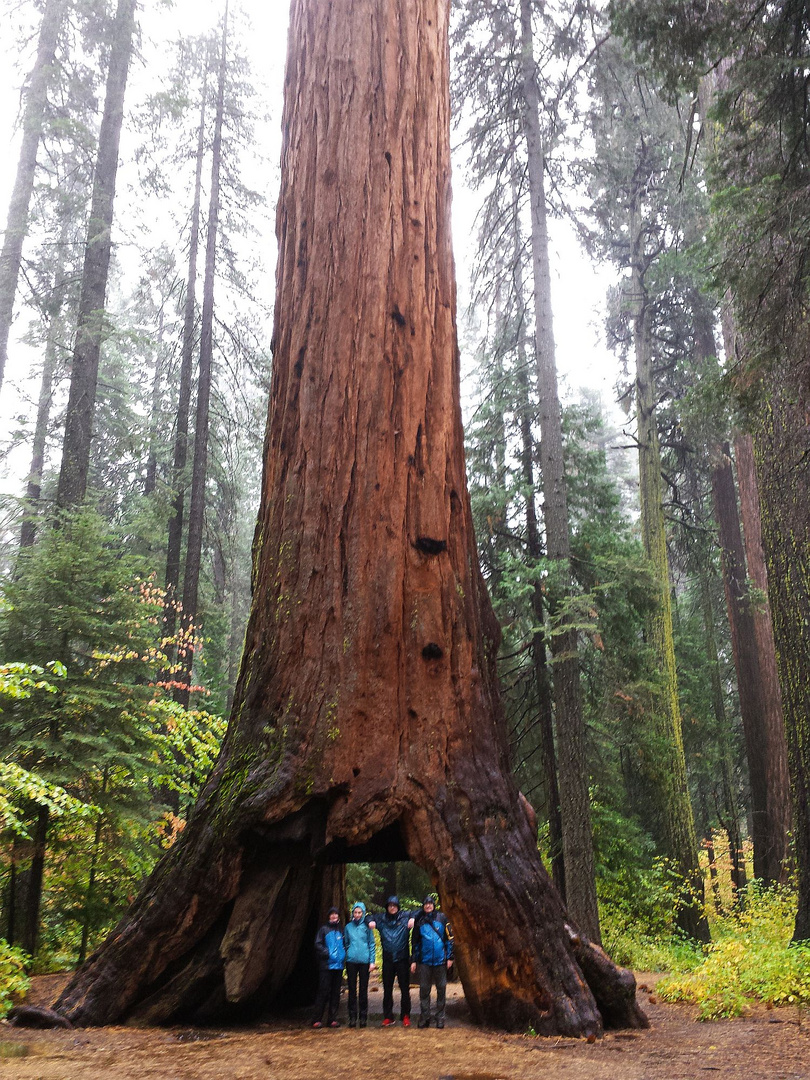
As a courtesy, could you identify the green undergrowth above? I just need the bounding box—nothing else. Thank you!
[0,940,30,1019]
[657,884,810,1019]
[601,921,701,973]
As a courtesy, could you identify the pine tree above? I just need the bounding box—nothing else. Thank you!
[587,36,709,941]
[56,0,138,509]
[0,0,66,395]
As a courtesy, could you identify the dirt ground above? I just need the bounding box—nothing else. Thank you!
[1,972,808,1080]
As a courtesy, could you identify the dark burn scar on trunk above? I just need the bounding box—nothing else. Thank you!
[422,643,444,660]
[414,537,447,555]
[391,306,406,326]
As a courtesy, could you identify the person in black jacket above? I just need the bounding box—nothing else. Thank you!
[410,894,453,1028]
[368,895,416,1027]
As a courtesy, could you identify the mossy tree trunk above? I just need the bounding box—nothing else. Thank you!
[630,194,709,943]
[53,0,646,1033]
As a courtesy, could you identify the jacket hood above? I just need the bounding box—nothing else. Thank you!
[351,901,367,917]
[386,895,400,909]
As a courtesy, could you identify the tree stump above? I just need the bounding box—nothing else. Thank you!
[54,0,647,1035]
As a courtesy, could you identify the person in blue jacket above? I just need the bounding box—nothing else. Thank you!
[343,901,376,1027]
[311,906,346,1028]
[410,894,453,1028]
[368,895,416,1026]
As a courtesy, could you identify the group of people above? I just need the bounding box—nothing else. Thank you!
[312,894,454,1030]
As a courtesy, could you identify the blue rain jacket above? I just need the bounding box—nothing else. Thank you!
[315,922,346,970]
[411,910,453,966]
[372,906,417,962]
[343,902,376,965]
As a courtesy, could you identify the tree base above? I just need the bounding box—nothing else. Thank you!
[52,789,647,1035]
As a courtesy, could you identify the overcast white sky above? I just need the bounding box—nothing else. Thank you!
[0,0,621,491]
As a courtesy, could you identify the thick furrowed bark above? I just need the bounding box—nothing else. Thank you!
[753,389,810,942]
[57,785,645,1031]
[52,0,646,1033]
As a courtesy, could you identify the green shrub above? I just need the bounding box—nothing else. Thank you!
[599,918,702,973]
[0,940,30,1018]
[657,883,810,1018]
[593,802,704,971]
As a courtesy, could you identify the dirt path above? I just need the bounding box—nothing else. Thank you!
[1,974,807,1079]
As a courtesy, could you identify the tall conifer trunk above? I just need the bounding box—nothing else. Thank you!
[163,61,210,671]
[0,0,65,394]
[733,432,791,879]
[696,571,747,896]
[15,0,136,957]
[517,374,565,899]
[711,443,787,884]
[144,306,166,498]
[55,0,138,508]
[752,384,810,941]
[176,9,228,707]
[53,0,645,1034]
[19,292,63,549]
[716,308,791,883]
[509,186,564,896]
[518,0,598,943]
[629,192,709,942]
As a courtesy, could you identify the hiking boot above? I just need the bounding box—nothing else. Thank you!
[402,1016,411,1028]
[348,1020,356,1028]
[359,1017,367,1028]
[417,1017,428,1029]
[312,1021,323,1029]
[329,1020,340,1028]
[382,1018,394,1027]
[436,1020,445,1029]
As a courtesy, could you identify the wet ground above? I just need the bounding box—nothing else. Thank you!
[1,972,807,1079]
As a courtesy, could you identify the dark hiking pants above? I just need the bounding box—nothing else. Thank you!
[381,955,411,1020]
[346,961,370,1023]
[418,962,447,1025]
[312,967,342,1024]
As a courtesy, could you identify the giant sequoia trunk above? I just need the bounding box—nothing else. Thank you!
[54,0,646,1034]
